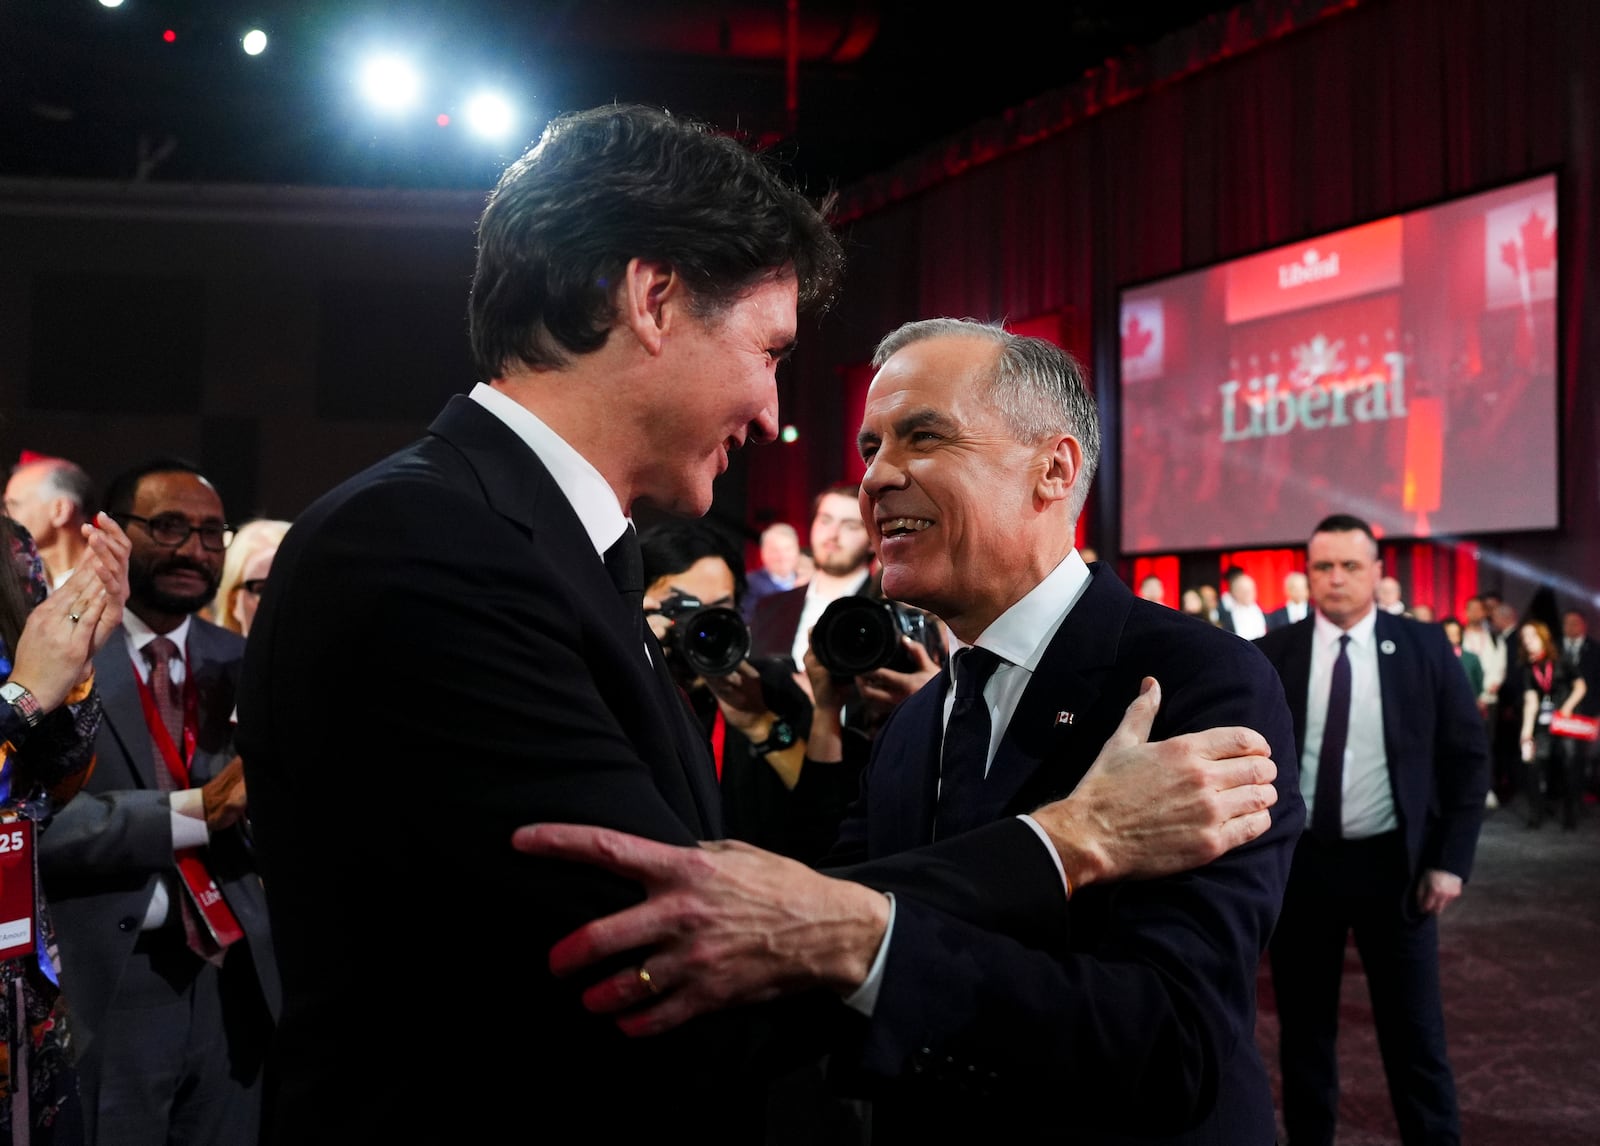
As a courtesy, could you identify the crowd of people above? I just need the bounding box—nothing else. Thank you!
[0,103,1588,1146]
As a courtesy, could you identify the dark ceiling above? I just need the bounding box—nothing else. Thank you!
[2,0,1240,194]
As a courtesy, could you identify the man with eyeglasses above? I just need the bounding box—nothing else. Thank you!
[40,458,278,1146]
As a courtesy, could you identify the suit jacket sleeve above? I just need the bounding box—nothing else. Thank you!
[1420,623,1491,879]
[831,631,1302,1131]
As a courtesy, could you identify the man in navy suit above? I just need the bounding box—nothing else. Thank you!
[1255,514,1488,1146]
[1266,571,1311,630]
[522,319,1302,1142]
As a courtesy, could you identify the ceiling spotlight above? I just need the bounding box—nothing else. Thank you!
[242,29,268,56]
[358,56,421,112]
[780,425,800,444]
[465,93,516,140]
[98,0,125,8]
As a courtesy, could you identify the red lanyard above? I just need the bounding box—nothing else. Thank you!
[1532,659,1554,694]
[133,663,200,789]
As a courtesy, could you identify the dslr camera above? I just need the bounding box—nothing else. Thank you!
[810,597,945,678]
[652,592,751,679]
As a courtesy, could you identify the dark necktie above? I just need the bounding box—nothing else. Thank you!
[934,646,1004,842]
[1312,633,1351,843]
[143,636,221,964]
[603,526,648,656]
[144,636,185,762]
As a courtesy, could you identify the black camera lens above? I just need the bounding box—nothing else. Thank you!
[677,606,751,678]
[812,598,904,677]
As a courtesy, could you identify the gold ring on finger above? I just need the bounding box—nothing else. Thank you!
[637,965,661,995]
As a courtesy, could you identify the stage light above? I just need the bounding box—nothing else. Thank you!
[465,92,515,140]
[242,29,268,56]
[436,113,451,127]
[780,425,800,444]
[98,0,125,8]
[359,56,421,112]
[162,29,177,44]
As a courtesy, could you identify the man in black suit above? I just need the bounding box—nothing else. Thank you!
[521,320,1302,1142]
[1561,609,1600,794]
[1255,514,1489,1146]
[42,460,278,1146]
[242,109,1283,1143]
[1266,571,1311,630]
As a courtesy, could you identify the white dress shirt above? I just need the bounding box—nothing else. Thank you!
[1229,603,1268,640]
[1282,600,1310,624]
[1301,607,1397,839]
[122,611,211,927]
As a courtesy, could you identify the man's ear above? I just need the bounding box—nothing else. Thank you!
[1035,434,1083,507]
[618,258,682,357]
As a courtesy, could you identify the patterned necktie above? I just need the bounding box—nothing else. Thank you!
[143,636,185,765]
[603,526,648,656]
[143,636,223,964]
[1312,634,1352,843]
[934,646,1005,841]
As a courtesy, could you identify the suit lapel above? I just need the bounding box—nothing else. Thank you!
[429,395,723,838]
[981,566,1130,820]
[1374,611,1404,770]
[93,635,159,789]
[868,678,947,856]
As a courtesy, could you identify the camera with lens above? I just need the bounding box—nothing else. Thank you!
[810,596,945,678]
[652,592,751,679]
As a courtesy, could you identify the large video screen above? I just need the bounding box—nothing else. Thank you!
[1118,174,1559,554]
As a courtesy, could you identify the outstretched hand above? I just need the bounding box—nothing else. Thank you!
[511,825,890,1036]
[1029,677,1279,890]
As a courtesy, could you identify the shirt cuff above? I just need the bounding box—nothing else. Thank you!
[842,892,896,1017]
[169,788,210,851]
[1017,813,1073,900]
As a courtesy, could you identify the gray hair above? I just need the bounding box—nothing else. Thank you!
[871,318,1101,514]
[24,459,94,516]
[760,522,799,545]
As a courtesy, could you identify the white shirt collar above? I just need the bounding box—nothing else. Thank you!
[122,609,192,657]
[961,549,1092,671]
[1314,603,1378,649]
[469,382,631,558]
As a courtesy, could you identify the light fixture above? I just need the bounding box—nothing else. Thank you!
[465,92,515,140]
[242,29,268,56]
[358,56,422,112]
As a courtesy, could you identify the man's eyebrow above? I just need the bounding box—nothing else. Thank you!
[856,407,956,456]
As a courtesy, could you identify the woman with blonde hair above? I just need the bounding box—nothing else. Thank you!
[210,518,290,636]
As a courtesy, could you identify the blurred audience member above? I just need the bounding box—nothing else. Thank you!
[1137,574,1166,605]
[1411,603,1435,623]
[0,513,128,1142]
[41,460,278,1144]
[212,518,290,638]
[1517,620,1586,829]
[1222,573,1267,640]
[1441,617,1484,699]
[1561,610,1600,795]
[1377,576,1406,615]
[1492,601,1524,800]
[4,459,94,591]
[639,521,821,857]
[1219,565,1245,616]
[1198,582,1222,624]
[751,483,873,675]
[1078,545,1098,564]
[1180,587,1210,621]
[1266,571,1311,630]
[740,522,802,621]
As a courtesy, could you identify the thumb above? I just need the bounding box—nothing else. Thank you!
[1107,677,1161,749]
[903,635,939,671]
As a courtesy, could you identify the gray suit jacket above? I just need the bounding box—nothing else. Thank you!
[38,617,280,1053]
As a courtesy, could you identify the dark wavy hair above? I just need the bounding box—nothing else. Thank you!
[469,104,844,379]
[639,520,747,603]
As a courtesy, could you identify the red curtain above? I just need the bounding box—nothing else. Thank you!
[787,0,1598,613]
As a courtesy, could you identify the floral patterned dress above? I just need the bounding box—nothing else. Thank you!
[0,522,101,1143]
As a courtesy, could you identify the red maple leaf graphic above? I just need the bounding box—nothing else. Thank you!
[1500,238,1522,276]
[1519,209,1556,273]
[1123,315,1154,359]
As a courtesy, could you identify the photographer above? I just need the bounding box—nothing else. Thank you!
[640,521,824,858]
